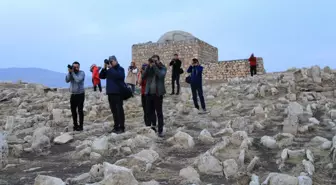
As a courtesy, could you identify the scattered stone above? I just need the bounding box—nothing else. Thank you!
[53,133,73,144]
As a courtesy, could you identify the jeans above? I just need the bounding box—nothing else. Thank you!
[108,94,125,131]
[171,74,180,94]
[191,84,206,110]
[146,94,164,133]
[127,83,135,93]
[70,93,85,129]
[250,65,257,76]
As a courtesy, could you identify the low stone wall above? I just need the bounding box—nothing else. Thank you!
[166,58,265,83]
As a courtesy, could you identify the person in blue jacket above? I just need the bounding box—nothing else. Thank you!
[99,55,126,134]
[187,58,206,113]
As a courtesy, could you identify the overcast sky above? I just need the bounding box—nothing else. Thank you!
[0,0,335,75]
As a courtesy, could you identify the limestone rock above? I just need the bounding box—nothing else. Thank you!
[223,159,238,179]
[198,129,214,144]
[196,151,223,176]
[53,133,73,144]
[34,175,65,185]
[91,136,109,155]
[179,166,201,184]
[167,131,195,149]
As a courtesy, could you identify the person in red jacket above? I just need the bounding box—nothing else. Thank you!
[248,53,257,76]
[138,59,156,127]
[90,64,102,92]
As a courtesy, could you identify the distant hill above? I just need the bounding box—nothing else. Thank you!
[0,67,98,88]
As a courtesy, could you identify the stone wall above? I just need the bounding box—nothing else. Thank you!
[132,37,265,83]
[201,58,265,81]
[132,38,218,70]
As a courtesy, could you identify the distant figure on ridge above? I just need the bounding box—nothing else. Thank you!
[187,58,206,113]
[125,61,138,94]
[169,53,182,95]
[90,64,102,92]
[65,61,86,131]
[99,56,126,134]
[249,53,257,76]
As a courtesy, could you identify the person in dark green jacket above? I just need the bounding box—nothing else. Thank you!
[142,55,167,137]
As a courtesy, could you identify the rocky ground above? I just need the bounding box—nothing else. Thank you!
[0,66,336,185]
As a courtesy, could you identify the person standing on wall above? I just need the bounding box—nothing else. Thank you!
[99,56,126,134]
[169,53,182,95]
[65,61,86,131]
[187,58,207,113]
[249,53,257,76]
[142,55,167,137]
[90,64,102,92]
[125,61,138,94]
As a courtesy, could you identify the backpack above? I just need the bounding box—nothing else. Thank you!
[117,82,133,100]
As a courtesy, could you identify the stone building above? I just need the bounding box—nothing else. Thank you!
[132,30,265,82]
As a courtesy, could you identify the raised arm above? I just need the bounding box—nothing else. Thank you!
[153,65,167,79]
[187,65,192,73]
[65,73,72,83]
[106,67,125,80]
[71,71,85,83]
[169,60,175,66]
[99,68,107,79]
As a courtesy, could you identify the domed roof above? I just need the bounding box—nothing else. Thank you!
[157,30,196,43]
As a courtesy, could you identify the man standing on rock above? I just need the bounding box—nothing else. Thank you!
[65,61,86,131]
[169,54,182,95]
[99,56,126,134]
[142,55,167,137]
[249,53,257,76]
[187,58,206,113]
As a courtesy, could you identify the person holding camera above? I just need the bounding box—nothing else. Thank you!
[90,64,102,92]
[142,55,167,137]
[99,56,126,134]
[187,58,206,113]
[65,61,86,131]
[169,53,182,95]
[125,61,138,93]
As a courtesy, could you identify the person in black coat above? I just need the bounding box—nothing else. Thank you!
[169,53,182,95]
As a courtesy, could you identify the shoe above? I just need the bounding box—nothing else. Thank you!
[158,132,164,138]
[73,126,78,131]
[77,126,84,131]
[118,129,125,134]
[110,128,120,134]
[151,126,157,133]
[170,93,175,95]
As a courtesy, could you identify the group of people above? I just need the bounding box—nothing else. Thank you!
[65,53,258,137]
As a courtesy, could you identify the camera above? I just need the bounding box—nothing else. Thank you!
[67,64,73,69]
[104,59,110,65]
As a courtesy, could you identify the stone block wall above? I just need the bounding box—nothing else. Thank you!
[132,38,218,74]
[201,58,265,81]
[132,38,265,83]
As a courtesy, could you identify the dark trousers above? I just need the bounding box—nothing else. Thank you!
[141,95,153,125]
[108,94,125,131]
[93,79,102,92]
[250,65,257,76]
[70,93,85,128]
[127,83,135,93]
[171,74,180,94]
[191,84,206,110]
[146,94,164,133]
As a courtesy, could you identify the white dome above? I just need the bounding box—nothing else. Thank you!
[157,30,196,43]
